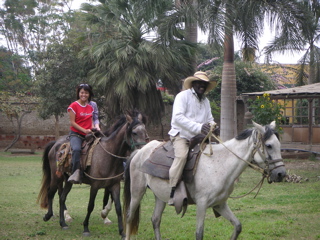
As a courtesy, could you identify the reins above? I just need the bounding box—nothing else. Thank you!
[84,171,124,180]
[200,125,283,198]
[84,122,147,181]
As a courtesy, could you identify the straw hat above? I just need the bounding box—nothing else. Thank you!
[183,71,217,94]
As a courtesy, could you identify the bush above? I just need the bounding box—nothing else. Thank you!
[248,93,285,133]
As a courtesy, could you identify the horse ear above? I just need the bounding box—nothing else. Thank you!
[269,121,276,130]
[252,120,265,134]
[126,114,133,123]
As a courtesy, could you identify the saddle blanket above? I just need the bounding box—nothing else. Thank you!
[140,140,204,183]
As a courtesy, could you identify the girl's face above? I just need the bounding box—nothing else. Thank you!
[78,88,90,103]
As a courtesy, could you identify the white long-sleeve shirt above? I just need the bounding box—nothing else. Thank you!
[168,88,215,140]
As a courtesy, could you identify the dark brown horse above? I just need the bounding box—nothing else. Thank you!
[37,110,148,238]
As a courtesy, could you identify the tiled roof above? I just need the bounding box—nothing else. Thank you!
[241,82,320,99]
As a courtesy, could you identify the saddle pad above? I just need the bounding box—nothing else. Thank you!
[140,141,202,183]
[55,137,101,177]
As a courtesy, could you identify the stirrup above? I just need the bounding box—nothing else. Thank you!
[68,169,81,184]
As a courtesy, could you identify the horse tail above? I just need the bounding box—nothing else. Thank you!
[123,150,140,235]
[37,140,56,209]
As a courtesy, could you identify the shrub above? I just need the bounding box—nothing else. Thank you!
[248,93,285,133]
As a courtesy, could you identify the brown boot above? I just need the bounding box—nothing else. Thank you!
[68,169,81,184]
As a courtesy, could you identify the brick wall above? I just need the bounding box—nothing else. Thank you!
[0,105,173,150]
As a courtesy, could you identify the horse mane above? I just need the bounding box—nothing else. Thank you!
[236,124,279,141]
[104,116,127,137]
[103,109,147,137]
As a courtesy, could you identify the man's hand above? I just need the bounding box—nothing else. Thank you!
[213,126,220,136]
[201,123,211,135]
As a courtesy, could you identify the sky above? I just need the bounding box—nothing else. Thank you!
[71,0,305,64]
[0,0,304,64]
[198,30,305,65]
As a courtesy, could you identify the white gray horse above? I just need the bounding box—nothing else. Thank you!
[123,121,286,240]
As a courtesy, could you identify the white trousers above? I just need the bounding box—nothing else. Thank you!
[169,134,189,187]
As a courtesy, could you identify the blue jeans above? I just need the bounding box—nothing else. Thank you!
[69,131,84,173]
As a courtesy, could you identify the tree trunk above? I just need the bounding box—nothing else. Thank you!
[4,111,30,151]
[220,6,237,141]
[309,43,316,84]
[176,0,198,71]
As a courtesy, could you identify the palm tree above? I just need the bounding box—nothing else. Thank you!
[198,0,308,140]
[79,0,196,122]
[264,0,320,85]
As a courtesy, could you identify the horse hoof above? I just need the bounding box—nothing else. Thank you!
[65,216,73,223]
[104,217,112,225]
[61,226,69,230]
[83,232,91,237]
[101,210,107,218]
[43,215,51,222]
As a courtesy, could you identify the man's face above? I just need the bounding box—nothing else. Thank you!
[192,80,209,97]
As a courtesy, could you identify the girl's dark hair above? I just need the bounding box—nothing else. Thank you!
[76,84,94,102]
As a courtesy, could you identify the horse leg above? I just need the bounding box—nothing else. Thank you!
[101,188,113,225]
[57,179,73,223]
[125,184,147,240]
[151,196,166,240]
[43,185,57,222]
[83,186,99,236]
[213,202,242,240]
[59,181,73,229]
[195,203,207,240]
[110,183,124,238]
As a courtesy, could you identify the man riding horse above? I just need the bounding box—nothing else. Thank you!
[168,71,217,206]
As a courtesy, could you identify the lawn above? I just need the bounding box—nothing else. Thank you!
[0,151,319,240]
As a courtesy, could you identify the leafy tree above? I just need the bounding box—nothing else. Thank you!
[0,46,32,93]
[79,0,196,122]
[0,0,75,74]
[196,43,223,71]
[264,0,320,85]
[199,0,309,140]
[207,61,276,103]
[0,45,33,150]
[35,43,86,138]
[0,92,38,151]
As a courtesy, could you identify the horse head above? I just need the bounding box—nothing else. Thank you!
[250,121,286,183]
[125,110,149,150]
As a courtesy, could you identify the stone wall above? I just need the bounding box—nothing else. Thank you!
[0,105,173,150]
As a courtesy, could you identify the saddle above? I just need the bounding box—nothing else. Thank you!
[140,134,208,215]
[140,134,207,183]
[55,133,101,178]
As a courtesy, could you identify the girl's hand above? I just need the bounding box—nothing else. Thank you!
[84,129,92,134]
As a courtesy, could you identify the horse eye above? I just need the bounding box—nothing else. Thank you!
[266,144,272,149]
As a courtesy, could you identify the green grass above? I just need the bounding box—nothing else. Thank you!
[0,151,319,239]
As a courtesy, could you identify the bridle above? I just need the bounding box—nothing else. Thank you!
[249,130,285,183]
[84,119,149,181]
[202,126,284,198]
[124,123,149,151]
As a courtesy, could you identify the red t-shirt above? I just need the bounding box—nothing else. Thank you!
[67,101,93,136]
